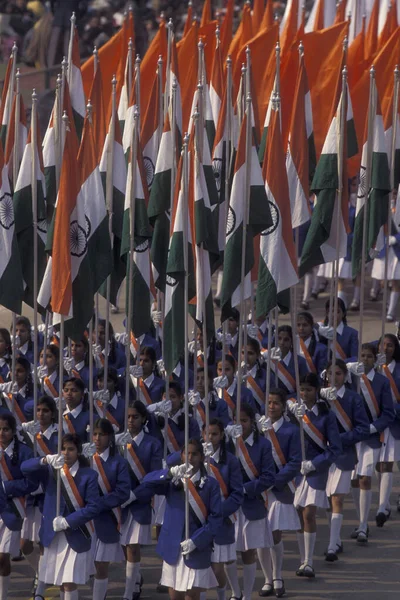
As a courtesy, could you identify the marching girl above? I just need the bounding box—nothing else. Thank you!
[192,368,230,430]
[116,401,163,600]
[0,413,36,599]
[0,356,35,421]
[226,403,275,600]
[257,389,301,598]
[155,382,201,453]
[350,343,394,542]
[13,316,39,365]
[133,438,223,600]
[268,326,308,399]
[370,224,400,321]
[62,378,90,442]
[322,361,369,561]
[21,433,100,600]
[242,337,267,415]
[95,367,125,432]
[132,346,165,406]
[189,329,219,376]
[68,337,97,390]
[93,319,126,371]
[297,312,328,377]
[0,328,11,382]
[39,344,66,399]
[318,299,359,362]
[204,418,243,600]
[216,309,240,361]
[91,418,131,600]
[215,355,255,420]
[287,373,342,578]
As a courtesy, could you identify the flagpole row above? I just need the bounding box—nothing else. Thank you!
[182,132,190,541]
[93,46,98,75]
[155,56,164,350]
[135,55,141,131]
[31,89,39,458]
[55,74,62,190]
[13,69,21,188]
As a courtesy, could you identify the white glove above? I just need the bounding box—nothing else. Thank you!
[270,347,282,361]
[216,331,232,346]
[121,490,137,508]
[21,421,41,435]
[225,424,243,439]
[320,386,337,402]
[92,343,102,357]
[318,325,334,341]
[369,247,380,259]
[247,324,259,340]
[257,415,272,432]
[188,340,196,354]
[347,362,365,376]
[46,453,65,469]
[369,424,377,434]
[115,431,132,446]
[82,442,96,458]
[157,359,166,377]
[170,464,193,482]
[375,353,386,367]
[55,396,66,411]
[188,391,201,407]
[180,539,196,555]
[112,423,119,433]
[147,399,172,414]
[389,235,397,246]
[114,332,128,345]
[261,349,269,362]
[63,357,75,372]
[129,365,144,378]
[296,404,306,418]
[300,460,315,475]
[213,375,228,389]
[37,365,48,378]
[53,516,69,532]
[286,400,297,415]
[11,382,19,396]
[151,310,163,325]
[202,442,214,457]
[93,389,110,405]
[12,334,20,349]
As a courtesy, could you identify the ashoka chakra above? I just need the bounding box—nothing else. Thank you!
[166,274,177,287]
[85,215,92,239]
[143,156,155,188]
[261,201,280,236]
[357,166,367,199]
[226,206,236,236]
[212,158,222,192]
[135,239,149,253]
[0,193,14,230]
[70,220,88,257]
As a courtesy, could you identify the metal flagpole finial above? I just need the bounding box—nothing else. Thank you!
[198,39,204,51]
[172,77,178,91]
[271,90,280,111]
[241,63,247,77]
[275,41,281,57]
[347,11,352,22]
[86,98,93,114]
[133,106,140,120]
[160,11,165,20]
[128,4,133,16]
[128,38,133,51]
[245,45,251,60]
[93,46,98,59]
[343,35,348,52]
[11,41,18,56]
[56,73,62,89]
[226,55,232,67]
[32,88,37,103]
[112,74,117,89]
[298,40,304,56]
[71,12,76,26]
[370,65,375,79]
[216,24,220,42]
[167,18,174,32]
[394,65,399,77]
[135,54,141,66]
[183,132,190,147]
[157,54,163,68]
[62,110,70,130]
[245,0,251,7]
[188,0,192,6]
[61,56,68,75]
[197,80,203,92]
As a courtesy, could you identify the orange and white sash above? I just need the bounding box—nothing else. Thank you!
[63,413,76,434]
[196,402,206,426]
[92,454,121,531]
[360,375,380,420]
[35,433,52,457]
[71,368,82,380]
[43,376,58,399]
[257,330,267,352]
[271,362,296,393]
[166,424,180,453]
[330,399,353,432]
[334,340,347,361]
[130,332,140,358]
[0,455,26,518]
[302,414,326,450]
[94,400,120,430]
[209,462,236,523]
[222,389,236,414]
[196,353,205,368]
[59,464,94,535]
[186,479,208,525]
[236,437,268,506]
[126,443,146,482]
[51,335,60,347]
[246,376,264,409]
[383,365,400,403]
[266,428,296,494]
[5,393,26,428]
[299,340,316,374]
[138,379,153,406]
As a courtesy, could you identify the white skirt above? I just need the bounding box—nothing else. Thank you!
[121,511,152,546]
[294,476,329,509]
[317,259,352,280]
[372,251,400,281]
[235,507,273,551]
[267,491,301,532]
[153,494,166,526]
[92,534,125,563]
[354,442,380,477]
[379,428,400,462]
[21,506,42,543]
[326,465,352,496]
[0,519,21,555]
[39,531,94,585]
[211,542,237,563]
[161,552,218,591]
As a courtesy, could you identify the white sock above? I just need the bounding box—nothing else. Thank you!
[338,290,347,308]
[378,472,393,514]
[35,580,46,596]
[124,562,141,598]
[359,488,372,531]
[0,575,10,599]
[257,546,272,585]
[296,532,305,564]
[93,578,108,600]
[388,291,400,317]
[351,485,360,519]
[270,541,284,585]
[303,273,313,302]
[304,531,316,567]
[200,593,207,600]
[224,562,241,598]
[328,513,343,552]
[64,591,78,600]
[217,586,226,600]
[352,286,361,302]
[24,545,41,573]
[242,562,257,600]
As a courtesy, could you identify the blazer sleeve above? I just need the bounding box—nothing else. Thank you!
[3,455,38,498]
[191,478,222,550]
[134,468,171,501]
[340,394,370,447]
[150,438,163,471]
[65,470,102,529]
[221,456,243,519]
[244,438,275,498]
[0,475,6,512]
[373,379,395,432]
[97,459,131,512]
[347,329,359,363]
[273,428,301,491]
[311,411,342,471]
[166,451,181,468]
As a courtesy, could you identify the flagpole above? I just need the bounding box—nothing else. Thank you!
[264,311,273,416]
[67,12,76,89]
[13,69,21,188]
[4,42,18,154]
[127,38,133,102]
[31,89,39,457]
[165,19,173,117]
[182,132,190,541]
[156,56,164,349]
[135,54,141,131]
[93,46,98,74]
[381,67,400,345]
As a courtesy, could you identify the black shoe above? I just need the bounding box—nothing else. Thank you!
[357,530,368,544]
[350,527,359,539]
[376,512,387,527]
[259,583,274,597]
[296,563,306,577]
[132,591,141,600]
[336,543,343,554]
[12,550,24,562]
[156,584,168,593]
[311,292,318,299]
[273,579,285,598]
[325,551,338,562]
[300,301,310,310]
[385,508,391,521]
[229,596,243,600]
[302,564,315,578]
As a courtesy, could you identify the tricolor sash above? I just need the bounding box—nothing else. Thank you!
[334,341,347,361]
[130,332,139,358]
[51,335,60,347]
[5,393,26,428]
[138,379,153,406]
[299,340,317,374]
[209,462,236,522]
[196,402,206,426]
[35,433,52,457]
[257,330,267,352]
[92,454,121,531]
[222,389,236,414]
[43,376,58,399]
[186,479,208,525]
[360,375,381,420]
[246,376,264,410]
[166,424,180,453]
[330,399,353,432]
[63,414,76,434]
[271,362,296,393]
[59,465,94,537]
[196,353,205,368]
[383,366,400,403]
[236,437,268,506]
[0,456,26,518]
[266,428,296,494]
[126,443,146,483]
[302,414,326,450]
[71,369,82,380]
[94,400,120,430]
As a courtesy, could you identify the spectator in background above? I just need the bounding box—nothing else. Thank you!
[47,0,81,67]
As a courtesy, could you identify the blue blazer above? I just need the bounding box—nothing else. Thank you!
[72,364,98,391]
[381,363,400,440]
[197,393,231,428]
[63,405,90,442]
[302,339,328,377]
[353,371,395,448]
[97,394,126,432]
[271,421,302,504]
[333,389,370,471]
[26,429,59,513]
[1,442,36,531]
[269,354,308,397]
[21,458,100,552]
[93,452,131,543]
[224,382,257,417]
[318,323,359,363]
[135,469,222,569]
[40,373,64,397]
[210,451,243,545]
[0,360,10,382]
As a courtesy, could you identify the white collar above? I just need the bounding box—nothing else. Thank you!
[133,429,144,446]
[19,341,29,355]
[47,370,57,384]
[137,334,145,345]
[244,431,254,446]
[231,332,238,347]
[4,438,15,458]
[303,337,311,349]
[336,385,345,398]
[99,447,110,461]
[64,403,83,418]
[143,373,154,387]
[190,469,201,483]
[0,357,7,367]
[387,359,396,373]
[366,368,375,382]
[109,393,118,409]
[249,364,258,378]
[170,407,184,424]
[41,423,58,439]
[18,384,27,397]
[272,416,284,432]
[173,362,182,377]
[227,378,237,396]
[211,447,220,463]
[69,460,79,477]
[282,350,292,366]
[74,360,85,370]
[337,322,344,335]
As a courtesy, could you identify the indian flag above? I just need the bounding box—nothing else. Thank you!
[13,110,47,310]
[257,94,298,316]
[122,74,138,158]
[0,46,17,148]
[68,26,86,139]
[4,90,27,190]
[141,63,162,193]
[209,32,224,131]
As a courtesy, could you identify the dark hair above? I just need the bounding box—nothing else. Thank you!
[93,417,116,455]
[96,319,119,365]
[324,298,347,326]
[0,328,12,355]
[42,343,60,362]
[218,354,236,372]
[246,337,261,355]
[168,381,183,397]
[278,325,293,342]
[196,367,214,391]
[326,359,348,375]
[208,418,227,463]
[268,387,287,407]
[15,316,33,351]
[238,402,259,441]
[97,366,120,392]
[0,413,20,465]
[300,372,320,389]
[379,334,400,362]
[37,395,57,422]
[16,356,34,397]
[61,433,88,466]
[181,437,207,477]
[128,400,149,424]
[297,312,318,356]
[71,337,90,367]
[62,377,87,410]
[140,346,161,377]
[361,343,377,358]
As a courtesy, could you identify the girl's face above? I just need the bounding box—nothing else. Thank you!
[15,323,30,346]
[182,443,203,473]
[207,423,223,450]
[139,353,153,377]
[196,371,205,397]
[297,316,313,340]
[277,331,292,356]
[0,334,8,357]
[381,337,395,364]
[127,407,146,436]
[37,403,53,429]
[97,377,116,396]
[93,427,110,454]
[40,349,58,372]
[164,388,182,412]
[14,364,28,388]
[62,441,79,468]
[217,361,234,384]
[243,344,258,368]
[239,411,253,439]
[268,395,285,421]
[326,306,344,324]
[71,340,86,362]
[361,349,376,372]
[300,383,318,407]
[63,382,83,409]
[327,366,346,389]
[228,318,238,336]
[0,420,14,448]
[96,325,105,349]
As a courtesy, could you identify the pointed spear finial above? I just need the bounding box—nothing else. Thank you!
[56,73,62,89]
[128,38,133,51]
[11,41,18,57]
[71,12,76,26]
[370,65,375,79]
[32,88,37,103]
[395,65,400,78]
[227,55,232,68]
[167,18,173,32]
[135,54,141,66]
[298,40,304,56]
[198,39,204,50]
[86,98,93,121]
[112,74,117,89]
[183,132,190,146]
[271,90,280,111]
[216,23,220,42]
